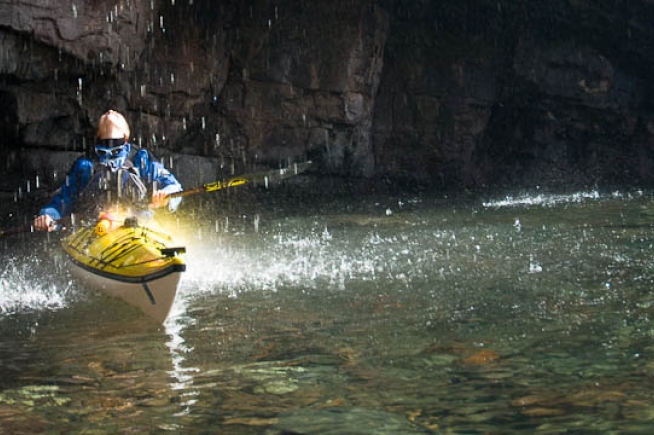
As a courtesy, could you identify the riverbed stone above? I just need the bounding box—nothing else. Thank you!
[274,406,432,434]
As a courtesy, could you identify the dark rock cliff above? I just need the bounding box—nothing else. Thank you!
[2,0,654,192]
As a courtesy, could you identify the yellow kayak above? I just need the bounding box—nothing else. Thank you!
[61,214,185,323]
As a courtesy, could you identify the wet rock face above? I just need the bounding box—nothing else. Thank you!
[374,0,654,187]
[1,0,654,189]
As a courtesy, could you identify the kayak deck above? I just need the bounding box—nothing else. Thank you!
[61,219,186,323]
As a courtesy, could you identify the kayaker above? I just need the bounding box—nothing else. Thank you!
[33,109,183,231]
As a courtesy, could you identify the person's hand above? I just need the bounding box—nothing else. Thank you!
[33,214,56,232]
[150,190,169,209]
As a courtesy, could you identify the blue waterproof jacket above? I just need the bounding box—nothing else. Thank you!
[40,147,182,220]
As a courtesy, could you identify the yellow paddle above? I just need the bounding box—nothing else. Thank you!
[166,161,312,199]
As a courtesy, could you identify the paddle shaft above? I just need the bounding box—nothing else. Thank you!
[166,161,312,199]
[0,224,34,237]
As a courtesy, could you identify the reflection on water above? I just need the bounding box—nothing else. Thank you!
[3,188,654,433]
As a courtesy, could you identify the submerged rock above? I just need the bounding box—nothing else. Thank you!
[274,406,432,435]
[0,384,70,408]
[461,349,500,366]
[233,362,305,396]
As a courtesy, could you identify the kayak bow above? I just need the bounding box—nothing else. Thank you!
[61,216,185,323]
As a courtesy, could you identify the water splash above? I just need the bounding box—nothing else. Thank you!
[483,190,601,208]
[0,256,72,314]
[177,221,453,301]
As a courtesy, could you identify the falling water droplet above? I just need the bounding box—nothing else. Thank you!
[76,78,83,105]
[529,255,542,273]
[72,4,78,18]
[322,227,332,240]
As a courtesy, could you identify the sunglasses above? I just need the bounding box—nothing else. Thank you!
[95,139,126,157]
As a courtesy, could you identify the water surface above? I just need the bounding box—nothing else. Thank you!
[2,188,654,434]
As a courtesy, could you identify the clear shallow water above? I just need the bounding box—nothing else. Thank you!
[2,188,654,433]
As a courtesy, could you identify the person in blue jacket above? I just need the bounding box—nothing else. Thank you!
[33,110,183,231]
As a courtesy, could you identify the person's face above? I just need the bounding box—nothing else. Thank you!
[95,139,130,171]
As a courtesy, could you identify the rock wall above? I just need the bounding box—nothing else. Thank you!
[374,0,654,187]
[2,0,654,191]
